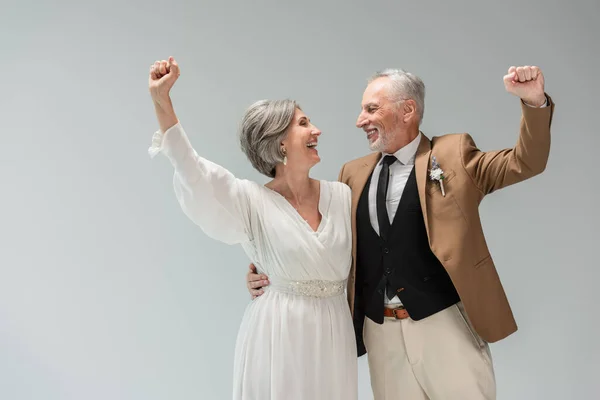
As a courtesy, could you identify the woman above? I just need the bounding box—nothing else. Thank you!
[148,57,357,399]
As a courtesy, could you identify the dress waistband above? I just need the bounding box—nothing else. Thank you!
[267,277,347,298]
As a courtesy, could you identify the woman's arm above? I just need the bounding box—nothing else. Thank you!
[149,57,180,133]
[148,57,252,245]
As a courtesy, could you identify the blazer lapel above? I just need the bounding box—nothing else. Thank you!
[350,152,381,218]
[415,132,432,241]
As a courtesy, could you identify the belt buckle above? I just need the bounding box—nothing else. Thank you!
[392,305,406,319]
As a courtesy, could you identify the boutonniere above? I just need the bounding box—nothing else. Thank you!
[429,156,446,197]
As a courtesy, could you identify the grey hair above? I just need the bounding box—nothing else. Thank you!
[369,68,426,124]
[239,99,299,178]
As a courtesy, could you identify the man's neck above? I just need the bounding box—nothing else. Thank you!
[385,128,420,154]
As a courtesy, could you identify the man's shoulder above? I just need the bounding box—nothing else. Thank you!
[428,132,474,161]
[337,152,379,183]
[430,132,467,147]
[340,152,379,170]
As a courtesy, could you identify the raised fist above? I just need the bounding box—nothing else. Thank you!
[503,65,546,107]
[149,56,180,102]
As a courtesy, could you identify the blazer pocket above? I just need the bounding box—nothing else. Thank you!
[426,169,456,194]
[474,254,491,269]
[428,192,466,222]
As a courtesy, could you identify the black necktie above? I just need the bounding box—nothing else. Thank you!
[376,155,397,241]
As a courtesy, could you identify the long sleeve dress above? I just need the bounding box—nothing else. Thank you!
[149,122,358,400]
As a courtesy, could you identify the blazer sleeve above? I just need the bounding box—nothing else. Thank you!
[459,94,555,195]
[337,163,346,183]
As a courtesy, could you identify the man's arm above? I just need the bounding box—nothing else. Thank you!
[461,66,554,194]
[246,264,269,299]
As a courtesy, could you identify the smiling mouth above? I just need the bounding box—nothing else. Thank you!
[366,128,378,140]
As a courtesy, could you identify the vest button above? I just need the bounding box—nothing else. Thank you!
[385,268,391,274]
[383,248,389,254]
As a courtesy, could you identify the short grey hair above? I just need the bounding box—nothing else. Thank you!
[239,99,299,178]
[369,68,426,124]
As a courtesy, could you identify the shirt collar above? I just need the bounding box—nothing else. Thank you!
[379,133,422,166]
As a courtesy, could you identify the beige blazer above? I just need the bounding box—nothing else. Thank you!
[337,96,555,343]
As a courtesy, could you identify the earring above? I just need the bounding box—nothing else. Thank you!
[282,148,287,165]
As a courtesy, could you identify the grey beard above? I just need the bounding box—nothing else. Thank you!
[369,131,394,152]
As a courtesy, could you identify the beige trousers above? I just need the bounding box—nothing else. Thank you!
[363,302,496,400]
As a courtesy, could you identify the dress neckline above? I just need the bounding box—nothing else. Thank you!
[262,180,327,234]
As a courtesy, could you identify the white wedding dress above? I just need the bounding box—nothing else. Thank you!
[149,123,358,400]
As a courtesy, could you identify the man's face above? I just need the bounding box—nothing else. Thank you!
[356,77,403,153]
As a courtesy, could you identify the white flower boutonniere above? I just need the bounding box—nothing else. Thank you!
[429,156,446,197]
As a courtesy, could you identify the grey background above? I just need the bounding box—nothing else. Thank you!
[1,0,598,399]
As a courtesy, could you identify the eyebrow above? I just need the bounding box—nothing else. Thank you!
[362,102,379,109]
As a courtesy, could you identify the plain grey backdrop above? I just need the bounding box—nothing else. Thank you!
[2,0,598,398]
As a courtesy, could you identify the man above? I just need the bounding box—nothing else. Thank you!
[246,65,554,399]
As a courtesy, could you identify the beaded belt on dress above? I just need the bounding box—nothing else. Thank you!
[267,277,347,298]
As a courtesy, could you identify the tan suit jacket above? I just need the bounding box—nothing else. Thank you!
[338,96,555,343]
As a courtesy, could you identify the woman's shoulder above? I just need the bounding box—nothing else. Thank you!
[243,179,284,202]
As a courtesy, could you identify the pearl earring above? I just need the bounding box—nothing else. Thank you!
[282,148,287,165]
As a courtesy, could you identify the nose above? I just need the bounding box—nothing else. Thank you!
[311,127,322,136]
[356,111,367,128]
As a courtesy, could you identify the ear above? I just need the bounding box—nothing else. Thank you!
[403,100,417,123]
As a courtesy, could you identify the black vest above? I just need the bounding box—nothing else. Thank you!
[353,165,460,355]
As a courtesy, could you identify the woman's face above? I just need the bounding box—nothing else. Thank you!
[280,108,322,171]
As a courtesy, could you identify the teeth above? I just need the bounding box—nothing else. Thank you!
[307,143,317,147]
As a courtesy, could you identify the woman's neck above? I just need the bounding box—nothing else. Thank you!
[267,169,316,205]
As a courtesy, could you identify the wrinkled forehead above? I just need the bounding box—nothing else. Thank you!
[361,77,393,108]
